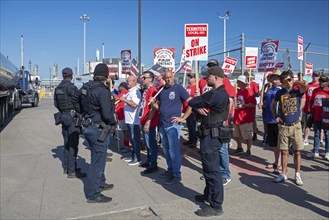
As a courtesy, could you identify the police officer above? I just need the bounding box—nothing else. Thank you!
[188,66,229,217]
[73,63,116,203]
[54,67,86,178]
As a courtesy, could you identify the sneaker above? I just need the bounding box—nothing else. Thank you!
[142,166,159,174]
[303,140,309,146]
[200,175,205,180]
[233,148,244,155]
[107,152,113,157]
[163,176,181,185]
[195,205,223,217]
[320,141,325,148]
[158,171,173,179]
[123,157,133,162]
[106,157,113,162]
[229,142,233,148]
[295,172,303,186]
[223,178,231,186]
[128,159,141,166]
[87,194,112,203]
[273,168,280,175]
[273,174,287,183]
[324,152,329,161]
[306,152,320,159]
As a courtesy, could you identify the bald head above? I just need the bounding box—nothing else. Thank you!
[164,70,175,87]
[127,75,137,88]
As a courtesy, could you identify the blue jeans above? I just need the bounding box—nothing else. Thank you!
[159,124,181,177]
[219,143,230,179]
[126,124,141,161]
[186,113,197,143]
[83,126,110,199]
[313,121,329,153]
[142,125,158,168]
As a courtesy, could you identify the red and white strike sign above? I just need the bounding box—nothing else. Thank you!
[245,47,258,69]
[305,62,313,76]
[184,24,208,61]
[298,35,303,60]
[222,57,238,75]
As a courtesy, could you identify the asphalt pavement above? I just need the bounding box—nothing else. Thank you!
[0,97,328,219]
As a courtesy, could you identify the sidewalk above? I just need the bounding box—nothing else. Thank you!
[0,98,328,219]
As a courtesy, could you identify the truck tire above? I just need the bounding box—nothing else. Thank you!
[31,94,39,107]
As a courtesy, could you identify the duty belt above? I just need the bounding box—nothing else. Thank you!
[83,118,101,128]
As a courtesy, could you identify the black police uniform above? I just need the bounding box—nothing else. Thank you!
[54,79,82,177]
[73,79,116,201]
[188,85,229,211]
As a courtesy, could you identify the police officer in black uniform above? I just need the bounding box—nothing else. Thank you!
[73,63,116,203]
[188,66,229,217]
[54,67,86,178]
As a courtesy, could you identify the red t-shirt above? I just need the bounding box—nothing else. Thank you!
[311,87,329,122]
[233,88,257,125]
[304,82,319,113]
[115,89,128,120]
[182,84,196,113]
[249,81,259,95]
[140,86,159,126]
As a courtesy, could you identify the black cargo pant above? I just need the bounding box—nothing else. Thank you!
[61,112,80,173]
[200,134,224,209]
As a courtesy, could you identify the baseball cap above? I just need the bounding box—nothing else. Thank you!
[205,66,225,78]
[62,67,73,77]
[237,75,248,84]
[94,63,109,78]
[206,59,219,67]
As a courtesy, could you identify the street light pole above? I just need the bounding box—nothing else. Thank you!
[80,13,90,75]
[218,10,230,61]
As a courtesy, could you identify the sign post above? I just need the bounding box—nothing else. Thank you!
[298,35,303,79]
[185,23,208,94]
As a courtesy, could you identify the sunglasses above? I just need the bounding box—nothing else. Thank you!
[313,74,320,77]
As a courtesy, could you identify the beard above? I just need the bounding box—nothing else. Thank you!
[207,81,214,87]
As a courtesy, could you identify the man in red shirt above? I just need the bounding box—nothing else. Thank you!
[307,75,329,160]
[183,73,197,147]
[115,82,130,153]
[139,71,160,173]
[301,71,320,145]
[244,71,259,141]
[233,75,257,158]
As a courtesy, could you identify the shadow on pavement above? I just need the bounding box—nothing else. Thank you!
[239,172,329,219]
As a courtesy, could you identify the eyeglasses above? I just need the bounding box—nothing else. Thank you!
[313,74,320,77]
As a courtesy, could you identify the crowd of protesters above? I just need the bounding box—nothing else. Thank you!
[55,60,329,216]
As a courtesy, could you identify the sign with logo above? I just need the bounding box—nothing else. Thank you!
[154,48,175,71]
[258,40,279,72]
[184,23,208,61]
[121,50,131,74]
[245,47,258,69]
[305,62,313,76]
[222,57,238,75]
[298,35,303,60]
[180,46,192,72]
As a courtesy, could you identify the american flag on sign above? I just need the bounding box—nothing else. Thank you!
[131,59,139,77]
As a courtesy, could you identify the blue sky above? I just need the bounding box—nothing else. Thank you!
[1,0,328,79]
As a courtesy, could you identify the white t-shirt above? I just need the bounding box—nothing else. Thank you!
[124,87,141,125]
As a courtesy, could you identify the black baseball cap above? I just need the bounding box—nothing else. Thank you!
[62,67,73,77]
[206,59,219,67]
[187,73,195,78]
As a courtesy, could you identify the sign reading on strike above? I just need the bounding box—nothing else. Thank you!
[222,57,238,75]
[184,24,208,61]
[298,35,303,60]
[245,47,258,69]
[305,62,313,76]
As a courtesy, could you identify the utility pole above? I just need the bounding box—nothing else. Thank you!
[80,14,90,75]
[217,10,230,61]
[241,33,245,75]
[138,0,142,76]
